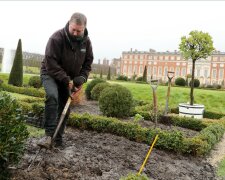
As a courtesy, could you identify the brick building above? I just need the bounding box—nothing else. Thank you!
[118,48,225,86]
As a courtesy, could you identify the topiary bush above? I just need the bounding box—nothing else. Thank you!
[0,92,29,179]
[175,77,186,86]
[99,84,133,117]
[28,76,42,88]
[189,79,200,87]
[136,76,143,82]
[85,78,106,100]
[91,82,111,100]
[116,75,128,81]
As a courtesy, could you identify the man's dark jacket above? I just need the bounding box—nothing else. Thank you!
[41,23,94,85]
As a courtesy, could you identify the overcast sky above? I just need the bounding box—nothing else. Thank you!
[0,1,225,63]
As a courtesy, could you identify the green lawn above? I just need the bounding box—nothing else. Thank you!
[110,81,225,114]
[27,125,44,137]
[0,72,37,85]
[1,73,225,114]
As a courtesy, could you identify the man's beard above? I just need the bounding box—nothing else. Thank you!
[70,34,84,42]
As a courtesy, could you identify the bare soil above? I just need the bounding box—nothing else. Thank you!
[11,100,220,180]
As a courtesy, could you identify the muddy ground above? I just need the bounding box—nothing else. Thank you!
[11,100,220,180]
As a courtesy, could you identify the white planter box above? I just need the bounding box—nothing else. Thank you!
[179,103,204,119]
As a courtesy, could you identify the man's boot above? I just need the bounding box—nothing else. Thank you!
[37,136,52,149]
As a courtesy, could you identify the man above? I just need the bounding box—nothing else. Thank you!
[39,12,93,148]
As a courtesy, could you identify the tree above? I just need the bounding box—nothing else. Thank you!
[143,65,147,82]
[179,30,214,105]
[107,67,111,80]
[100,69,103,79]
[8,39,23,86]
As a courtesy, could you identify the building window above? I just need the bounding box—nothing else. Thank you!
[147,66,151,75]
[123,65,127,74]
[204,69,208,78]
[134,55,138,59]
[164,66,168,76]
[154,56,158,60]
[197,69,200,77]
[170,67,174,72]
[139,66,143,74]
[140,55,143,59]
[158,67,162,75]
[176,67,180,76]
[153,67,157,75]
[134,65,138,73]
[182,68,186,76]
[213,57,218,61]
[219,69,224,79]
[212,69,217,79]
[129,65,132,74]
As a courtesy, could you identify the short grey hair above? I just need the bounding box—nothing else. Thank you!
[69,12,87,27]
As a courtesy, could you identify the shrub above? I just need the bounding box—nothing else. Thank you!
[85,78,106,100]
[0,92,29,178]
[175,77,186,86]
[91,82,110,100]
[204,111,225,119]
[133,103,164,121]
[116,75,128,81]
[136,76,143,82]
[99,84,133,117]
[0,79,3,86]
[28,76,42,88]
[120,173,150,180]
[189,79,200,87]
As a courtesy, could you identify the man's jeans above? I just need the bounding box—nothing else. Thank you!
[41,74,70,143]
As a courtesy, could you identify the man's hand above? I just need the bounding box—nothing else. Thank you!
[73,76,85,87]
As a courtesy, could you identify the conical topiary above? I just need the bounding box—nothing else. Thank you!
[8,39,23,86]
[143,65,147,82]
[107,67,111,80]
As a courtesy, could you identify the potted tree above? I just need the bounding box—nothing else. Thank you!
[179,30,214,119]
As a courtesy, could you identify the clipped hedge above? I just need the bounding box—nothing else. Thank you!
[171,107,225,120]
[165,115,207,131]
[68,113,184,153]
[0,83,45,98]
[67,113,225,156]
[203,111,225,119]
[183,124,225,156]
